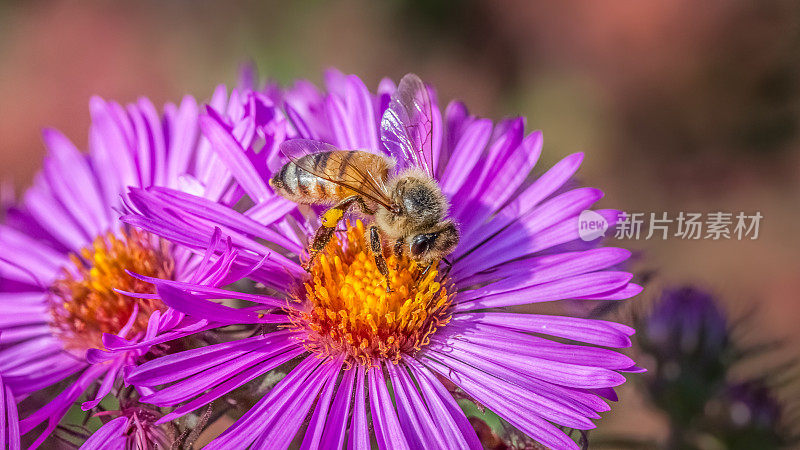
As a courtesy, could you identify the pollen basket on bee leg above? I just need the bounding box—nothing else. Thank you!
[321,208,344,228]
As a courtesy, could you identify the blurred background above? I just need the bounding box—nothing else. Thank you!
[1,0,798,447]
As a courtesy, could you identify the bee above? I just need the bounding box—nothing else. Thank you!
[269,73,459,290]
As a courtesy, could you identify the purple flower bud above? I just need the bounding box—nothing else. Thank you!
[642,286,729,361]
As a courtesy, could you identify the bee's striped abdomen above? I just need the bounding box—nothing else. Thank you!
[269,151,344,204]
[270,149,393,208]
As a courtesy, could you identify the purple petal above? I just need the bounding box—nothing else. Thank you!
[19,365,106,449]
[453,187,604,276]
[325,74,379,150]
[438,322,635,370]
[458,130,542,237]
[23,180,89,250]
[429,336,626,390]
[128,331,293,387]
[482,130,542,208]
[80,417,129,450]
[88,97,138,208]
[152,284,276,324]
[41,129,109,235]
[82,359,125,410]
[0,337,64,373]
[452,312,634,347]
[368,366,409,450]
[251,359,342,449]
[403,359,482,449]
[205,356,321,449]
[424,347,605,426]
[456,247,632,303]
[439,118,492,196]
[453,271,634,312]
[155,346,306,423]
[165,96,200,185]
[579,283,643,300]
[457,152,584,256]
[144,343,299,406]
[1,375,22,450]
[0,226,68,276]
[299,361,340,450]
[386,363,447,449]
[319,367,356,450]
[348,366,370,450]
[422,357,580,450]
[144,186,302,255]
[450,118,524,218]
[199,109,270,202]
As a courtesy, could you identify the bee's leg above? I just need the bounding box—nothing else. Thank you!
[304,196,362,271]
[393,238,405,258]
[367,225,392,292]
[392,238,405,270]
[354,197,375,215]
[304,225,336,271]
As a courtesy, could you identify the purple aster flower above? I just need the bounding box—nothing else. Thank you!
[0,86,286,447]
[123,69,643,449]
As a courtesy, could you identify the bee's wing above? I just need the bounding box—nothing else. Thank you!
[279,139,396,210]
[380,73,436,178]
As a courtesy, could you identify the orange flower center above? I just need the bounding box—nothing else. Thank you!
[49,229,173,353]
[289,221,453,366]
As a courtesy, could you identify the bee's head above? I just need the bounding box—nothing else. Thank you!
[409,220,459,266]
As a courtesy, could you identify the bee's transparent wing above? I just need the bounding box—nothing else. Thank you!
[280,138,340,156]
[380,73,436,178]
[279,139,395,210]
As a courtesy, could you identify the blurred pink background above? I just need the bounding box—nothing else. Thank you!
[1,0,798,443]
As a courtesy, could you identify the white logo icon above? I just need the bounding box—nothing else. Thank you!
[578,210,608,241]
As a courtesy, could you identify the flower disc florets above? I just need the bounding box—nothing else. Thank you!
[49,229,173,352]
[289,220,453,366]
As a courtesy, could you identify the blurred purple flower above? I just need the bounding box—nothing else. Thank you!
[0,86,283,447]
[635,286,797,448]
[124,70,643,450]
[724,381,782,430]
[635,286,731,428]
[643,286,728,360]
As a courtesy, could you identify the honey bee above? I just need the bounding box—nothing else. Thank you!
[269,73,459,290]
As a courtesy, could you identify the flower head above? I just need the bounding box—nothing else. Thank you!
[289,221,454,366]
[50,229,174,353]
[125,70,643,449]
[0,86,281,447]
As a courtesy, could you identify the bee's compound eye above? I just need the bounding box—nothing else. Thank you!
[410,233,435,256]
